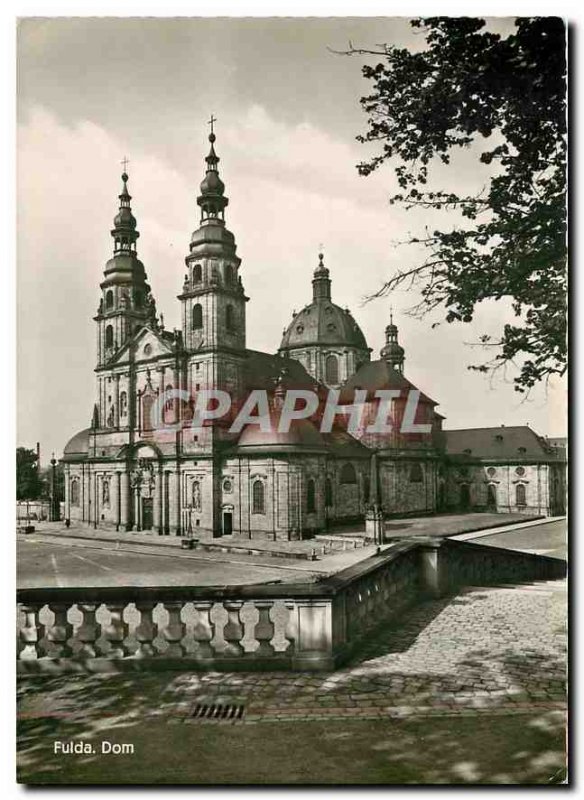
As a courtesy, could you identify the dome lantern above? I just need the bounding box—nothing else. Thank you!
[312,251,331,302]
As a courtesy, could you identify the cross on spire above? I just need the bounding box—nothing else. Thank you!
[207,114,217,135]
[121,156,130,174]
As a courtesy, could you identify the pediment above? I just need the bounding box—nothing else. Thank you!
[109,325,176,366]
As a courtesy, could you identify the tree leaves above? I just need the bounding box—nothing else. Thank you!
[352,16,567,391]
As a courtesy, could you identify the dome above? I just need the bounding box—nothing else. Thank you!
[189,221,237,258]
[113,206,136,229]
[104,252,146,277]
[280,301,368,351]
[191,222,235,247]
[200,170,225,195]
[63,427,90,458]
[380,341,405,360]
[236,417,326,452]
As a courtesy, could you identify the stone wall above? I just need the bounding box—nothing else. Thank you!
[445,462,562,515]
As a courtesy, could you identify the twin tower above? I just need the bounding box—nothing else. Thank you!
[94,127,406,412]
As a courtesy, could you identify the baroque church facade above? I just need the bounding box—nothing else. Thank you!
[62,131,565,538]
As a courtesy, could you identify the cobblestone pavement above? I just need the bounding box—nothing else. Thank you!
[167,579,567,723]
[18,578,567,727]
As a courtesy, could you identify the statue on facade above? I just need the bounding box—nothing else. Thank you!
[102,479,110,508]
[192,480,202,512]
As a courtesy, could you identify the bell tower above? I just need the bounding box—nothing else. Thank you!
[94,167,157,367]
[179,123,248,397]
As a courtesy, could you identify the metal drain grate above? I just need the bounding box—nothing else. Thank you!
[191,703,245,721]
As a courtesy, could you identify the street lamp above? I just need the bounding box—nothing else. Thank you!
[49,453,60,522]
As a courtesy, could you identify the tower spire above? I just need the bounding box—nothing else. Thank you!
[197,124,228,222]
[111,168,139,255]
[380,311,405,373]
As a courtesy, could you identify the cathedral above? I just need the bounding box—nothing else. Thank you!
[62,129,565,538]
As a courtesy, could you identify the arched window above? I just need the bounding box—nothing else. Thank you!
[252,480,265,514]
[325,477,333,508]
[105,325,114,348]
[307,479,316,513]
[192,480,202,511]
[325,354,339,385]
[120,391,127,417]
[163,384,174,422]
[225,264,234,285]
[192,303,203,330]
[340,463,357,484]
[105,290,114,310]
[516,483,527,507]
[193,263,202,283]
[142,394,154,433]
[409,463,423,483]
[70,479,79,507]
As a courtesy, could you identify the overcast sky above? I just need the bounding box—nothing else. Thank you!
[17,16,566,461]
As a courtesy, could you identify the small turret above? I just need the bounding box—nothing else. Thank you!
[380,311,405,374]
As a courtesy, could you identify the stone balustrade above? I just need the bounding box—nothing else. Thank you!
[17,539,566,673]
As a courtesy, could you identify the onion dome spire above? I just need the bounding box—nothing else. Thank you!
[312,251,331,302]
[197,118,229,221]
[111,166,139,255]
[380,309,405,373]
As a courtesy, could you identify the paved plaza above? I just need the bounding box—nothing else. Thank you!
[18,565,567,784]
[18,513,560,589]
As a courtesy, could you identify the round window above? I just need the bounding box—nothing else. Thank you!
[515,466,526,477]
[223,478,233,493]
[296,324,304,333]
[487,467,497,478]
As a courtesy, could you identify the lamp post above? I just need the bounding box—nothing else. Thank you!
[49,454,60,522]
[365,450,385,548]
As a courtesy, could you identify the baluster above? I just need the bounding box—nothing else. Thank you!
[46,603,73,658]
[104,602,129,658]
[222,601,244,657]
[254,600,275,657]
[76,603,102,658]
[192,601,214,658]
[134,602,158,658]
[283,600,297,653]
[163,601,186,657]
[19,603,45,660]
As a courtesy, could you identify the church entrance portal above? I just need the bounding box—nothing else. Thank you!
[223,512,233,536]
[142,497,153,530]
[460,484,470,510]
